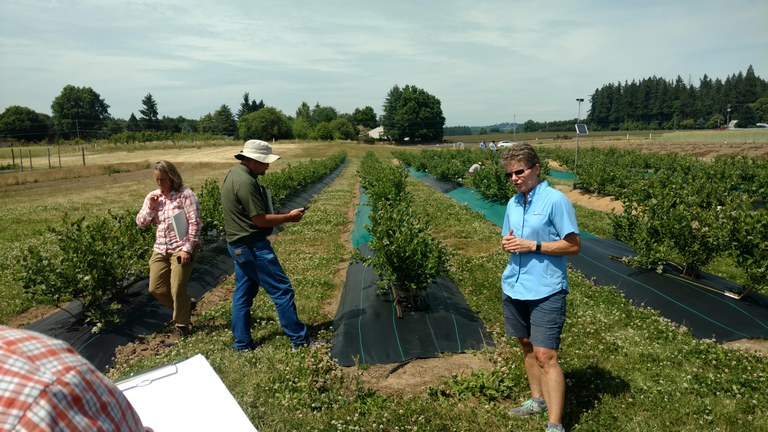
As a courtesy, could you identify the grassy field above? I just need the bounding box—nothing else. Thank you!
[2,139,767,431]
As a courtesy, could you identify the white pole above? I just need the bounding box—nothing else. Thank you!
[574,98,583,189]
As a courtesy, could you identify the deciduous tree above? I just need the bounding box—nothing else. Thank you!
[237,106,291,141]
[51,85,110,140]
[381,84,444,142]
[0,106,51,142]
[352,106,378,129]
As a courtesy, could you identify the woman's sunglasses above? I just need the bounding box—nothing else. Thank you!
[505,165,534,179]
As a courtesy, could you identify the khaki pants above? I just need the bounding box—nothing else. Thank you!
[148,251,195,327]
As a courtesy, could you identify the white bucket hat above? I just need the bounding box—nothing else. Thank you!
[235,139,281,163]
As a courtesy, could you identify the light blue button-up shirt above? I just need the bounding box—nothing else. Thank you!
[501,180,579,300]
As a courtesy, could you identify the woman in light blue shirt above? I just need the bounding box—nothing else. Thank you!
[500,143,580,432]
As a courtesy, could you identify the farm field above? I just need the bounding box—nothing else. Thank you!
[2,135,768,431]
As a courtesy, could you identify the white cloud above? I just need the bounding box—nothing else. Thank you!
[1,0,766,125]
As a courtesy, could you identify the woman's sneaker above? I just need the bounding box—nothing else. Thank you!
[509,398,547,416]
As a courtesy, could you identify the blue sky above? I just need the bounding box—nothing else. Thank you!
[1,0,766,126]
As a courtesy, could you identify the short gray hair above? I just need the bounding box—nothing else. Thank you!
[501,142,541,168]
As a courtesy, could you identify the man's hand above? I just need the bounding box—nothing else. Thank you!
[286,208,305,223]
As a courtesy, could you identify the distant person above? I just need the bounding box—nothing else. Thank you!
[136,160,201,337]
[500,143,581,432]
[220,139,312,352]
[468,162,482,175]
[489,141,497,151]
[479,140,487,150]
[0,325,150,431]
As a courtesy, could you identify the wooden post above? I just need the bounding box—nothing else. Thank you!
[28,150,33,171]
[47,147,52,168]
[57,145,62,168]
[11,148,15,168]
[81,146,85,166]
[19,149,23,171]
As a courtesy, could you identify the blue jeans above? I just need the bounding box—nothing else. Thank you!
[227,239,309,351]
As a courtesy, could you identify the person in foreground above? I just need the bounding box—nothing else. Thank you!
[220,139,311,352]
[136,160,201,337]
[0,325,151,431]
[500,143,581,432]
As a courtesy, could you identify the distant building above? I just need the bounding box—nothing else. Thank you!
[367,126,384,139]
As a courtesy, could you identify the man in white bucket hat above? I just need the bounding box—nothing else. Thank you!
[220,139,311,351]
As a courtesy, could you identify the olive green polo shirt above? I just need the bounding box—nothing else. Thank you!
[220,163,273,243]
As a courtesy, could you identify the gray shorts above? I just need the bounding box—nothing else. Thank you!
[503,290,567,349]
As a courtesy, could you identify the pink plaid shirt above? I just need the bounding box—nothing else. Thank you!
[0,326,145,431]
[136,186,201,255]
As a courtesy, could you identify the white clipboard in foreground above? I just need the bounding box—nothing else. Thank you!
[117,354,257,431]
[171,209,188,240]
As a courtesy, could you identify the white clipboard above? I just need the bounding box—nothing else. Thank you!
[117,354,257,431]
[171,209,188,240]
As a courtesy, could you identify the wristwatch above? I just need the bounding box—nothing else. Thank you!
[535,241,542,253]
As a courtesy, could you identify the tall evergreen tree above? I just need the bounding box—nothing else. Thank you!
[139,93,159,131]
[237,92,264,120]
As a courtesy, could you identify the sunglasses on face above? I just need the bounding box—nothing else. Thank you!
[505,165,535,179]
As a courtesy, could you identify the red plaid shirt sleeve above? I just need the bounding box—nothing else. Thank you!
[136,186,202,254]
[0,326,145,431]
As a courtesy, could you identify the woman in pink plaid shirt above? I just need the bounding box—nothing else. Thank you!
[136,160,201,337]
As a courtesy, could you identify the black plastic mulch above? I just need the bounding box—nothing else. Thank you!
[570,237,768,342]
[25,161,347,372]
[331,244,495,367]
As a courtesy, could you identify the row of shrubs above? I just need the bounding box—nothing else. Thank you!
[18,151,347,330]
[355,152,449,314]
[398,145,768,297]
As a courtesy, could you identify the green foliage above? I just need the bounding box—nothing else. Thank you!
[728,205,768,296]
[260,151,347,208]
[605,152,768,281]
[310,104,339,126]
[394,148,526,204]
[312,122,333,141]
[108,130,221,144]
[138,93,160,131]
[199,104,237,136]
[51,85,111,140]
[0,105,51,142]
[291,117,313,140]
[236,92,265,120]
[330,117,356,140]
[356,152,449,309]
[381,84,445,142]
[468,161,515,204]
[18,210,154,330]
[197,178,224,241]
[351,106,378,129]
[237,106,291,141]
[358,152,410,206]
[587,65,768,131]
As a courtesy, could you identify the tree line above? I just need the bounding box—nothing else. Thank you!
[0,83,448,145]
[586,65,768,131]
[449,66,768,135]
